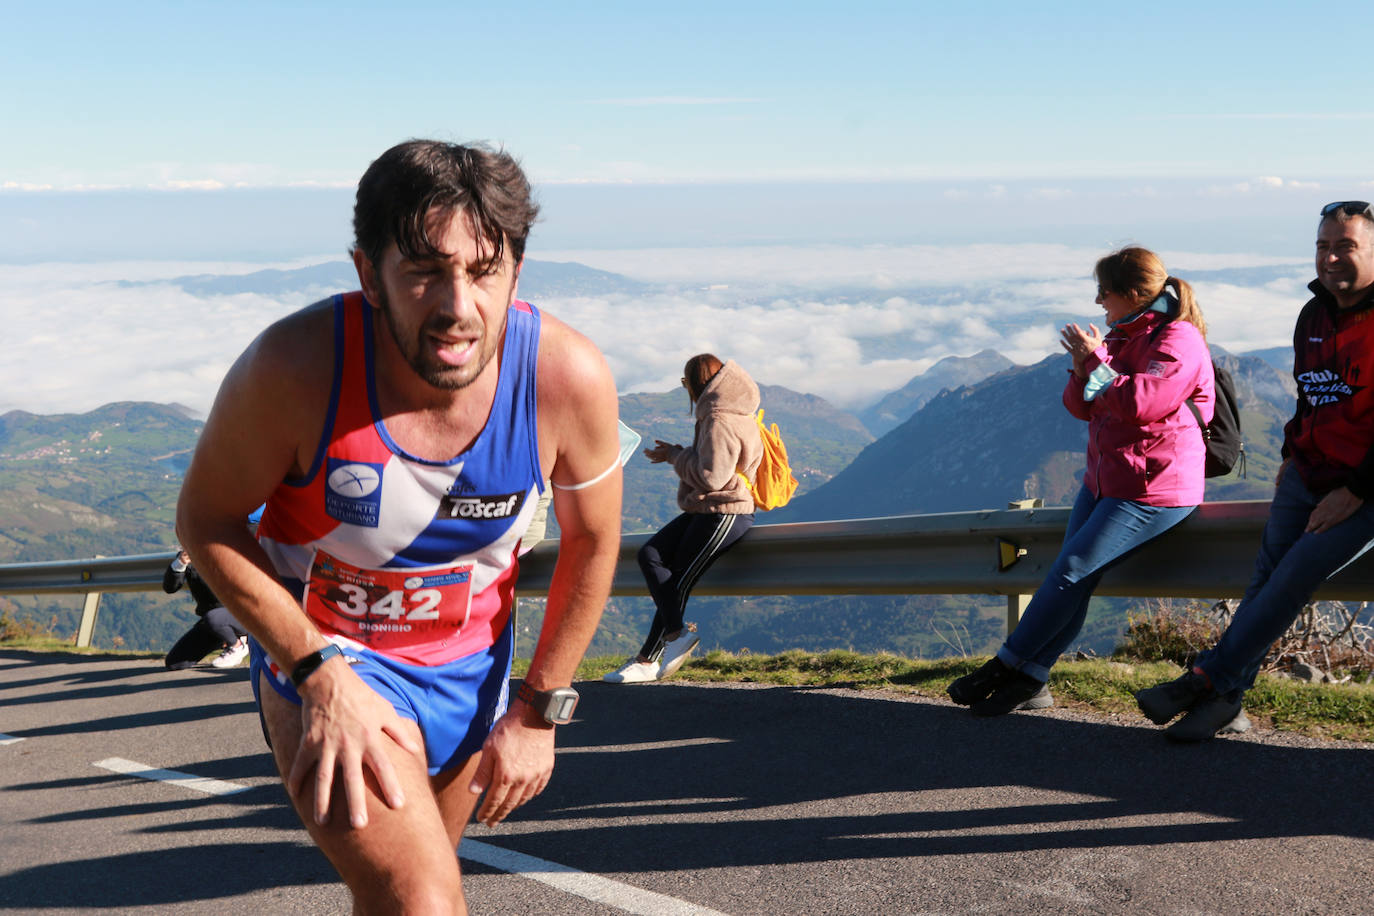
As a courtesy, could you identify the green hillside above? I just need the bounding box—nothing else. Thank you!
[0,401,197,564]
[0,389,874,656]
[0,403,204,651]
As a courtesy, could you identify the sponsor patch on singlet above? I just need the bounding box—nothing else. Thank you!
[325,458,385,528]
[436,489,527,521]
[305,550,474,651]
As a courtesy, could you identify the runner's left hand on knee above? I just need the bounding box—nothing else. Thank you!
[468,712,555,826]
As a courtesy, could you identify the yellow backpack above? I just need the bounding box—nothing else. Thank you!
[740,408,798,511]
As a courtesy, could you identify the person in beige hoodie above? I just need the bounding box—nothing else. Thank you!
[605,354,764,683]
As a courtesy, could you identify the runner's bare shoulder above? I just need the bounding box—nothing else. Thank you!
[248,298,336,391]
[535,311,614,411]
[534,310,618,484]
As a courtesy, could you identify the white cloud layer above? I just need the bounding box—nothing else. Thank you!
[0,245,1312,418]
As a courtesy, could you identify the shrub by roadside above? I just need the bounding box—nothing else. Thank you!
[1116,597,1374,685]
[0,608,59,643]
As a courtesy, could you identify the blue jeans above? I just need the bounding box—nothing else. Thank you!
[1196,469,1374,694]
[998,487,1196,683]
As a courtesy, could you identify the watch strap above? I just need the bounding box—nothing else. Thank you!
[290,644,343,687]
[517,681,543,707]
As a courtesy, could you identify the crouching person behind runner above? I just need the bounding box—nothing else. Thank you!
[163,506,261,670]
[176,139,622,914]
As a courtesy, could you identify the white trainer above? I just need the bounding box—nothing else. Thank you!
[657,628,700,679]
[211,637,249,668]
[603,658,661,684]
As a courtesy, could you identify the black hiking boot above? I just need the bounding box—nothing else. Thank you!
[1135,669,1212,725]
[1165,691,1245,742]
[971,673,1051,717]
[947,657,1013,706]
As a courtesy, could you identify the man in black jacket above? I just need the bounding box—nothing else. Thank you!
[1136,201,1374,740]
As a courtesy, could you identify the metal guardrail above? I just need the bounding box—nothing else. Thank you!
[5,500,1374,647]
[0,552,180,596]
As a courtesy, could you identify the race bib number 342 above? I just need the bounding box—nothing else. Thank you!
[305,550,473,650]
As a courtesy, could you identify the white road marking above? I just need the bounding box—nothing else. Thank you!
[0,733,23,745]
[555,796,744,813]
[559,736,731,754]
[92,756,718,913]
[461,838,730,916]
[94,757,252,796]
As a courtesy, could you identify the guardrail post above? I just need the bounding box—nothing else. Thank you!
[1002,498,1043,636]
[76,592,102,648]
[1007,594,1030,635]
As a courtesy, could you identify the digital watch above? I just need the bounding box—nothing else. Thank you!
[516,681,580,725]
[290,644,344,687]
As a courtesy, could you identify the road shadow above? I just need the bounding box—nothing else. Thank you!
[0,649,253,732]
[0,841,342,909]
[496,681,1374,874]
[7,655,1372,909]
[0,649,250,708]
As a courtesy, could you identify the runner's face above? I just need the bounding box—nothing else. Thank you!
[363,208,519,390]
[1316,216,1374,307]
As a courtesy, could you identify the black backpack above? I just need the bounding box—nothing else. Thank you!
[1148,320,1245,478]
[1185,361,1245,478]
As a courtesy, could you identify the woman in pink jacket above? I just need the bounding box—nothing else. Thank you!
[948,246,1215,715]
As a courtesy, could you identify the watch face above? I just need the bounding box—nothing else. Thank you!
[519,683,580,724]
[550,691,578,724]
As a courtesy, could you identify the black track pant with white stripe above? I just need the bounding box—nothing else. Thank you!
[637,511,754,660]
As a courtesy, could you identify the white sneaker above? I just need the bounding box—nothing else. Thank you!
[603,658,661,683]
[658,628,700,679]
[211,637,249,668]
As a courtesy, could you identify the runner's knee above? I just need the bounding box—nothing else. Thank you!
[347,864,464,916]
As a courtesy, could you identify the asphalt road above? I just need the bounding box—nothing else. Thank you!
[2,649,1372,915]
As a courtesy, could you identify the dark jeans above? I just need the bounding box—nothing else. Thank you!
[1197,468,1374,694]
[999,486,1195,683]
[165,606,248,669]
[637,512,754,660]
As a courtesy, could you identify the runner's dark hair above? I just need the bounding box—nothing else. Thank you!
[353,139,539,272]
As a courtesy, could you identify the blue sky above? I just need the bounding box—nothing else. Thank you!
[5,1,1373,191]
[1,2,1368,413]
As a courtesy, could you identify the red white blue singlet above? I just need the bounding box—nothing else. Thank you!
[256,292,543,666]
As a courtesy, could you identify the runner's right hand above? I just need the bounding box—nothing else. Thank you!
[289,660,423,829]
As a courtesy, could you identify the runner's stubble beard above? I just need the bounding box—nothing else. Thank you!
[374,281,504,391]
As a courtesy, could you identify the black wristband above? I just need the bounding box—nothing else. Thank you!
[290,644,343,687]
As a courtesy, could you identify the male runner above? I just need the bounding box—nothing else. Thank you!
[176,140,622,913]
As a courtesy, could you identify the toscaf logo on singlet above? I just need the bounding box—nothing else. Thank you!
[325,459,385,528]
[437,489,526,521]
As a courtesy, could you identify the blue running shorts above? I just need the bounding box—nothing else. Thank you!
[249,618,513,775]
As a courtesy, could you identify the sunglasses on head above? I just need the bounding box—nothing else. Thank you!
[1321,201,1374,219]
